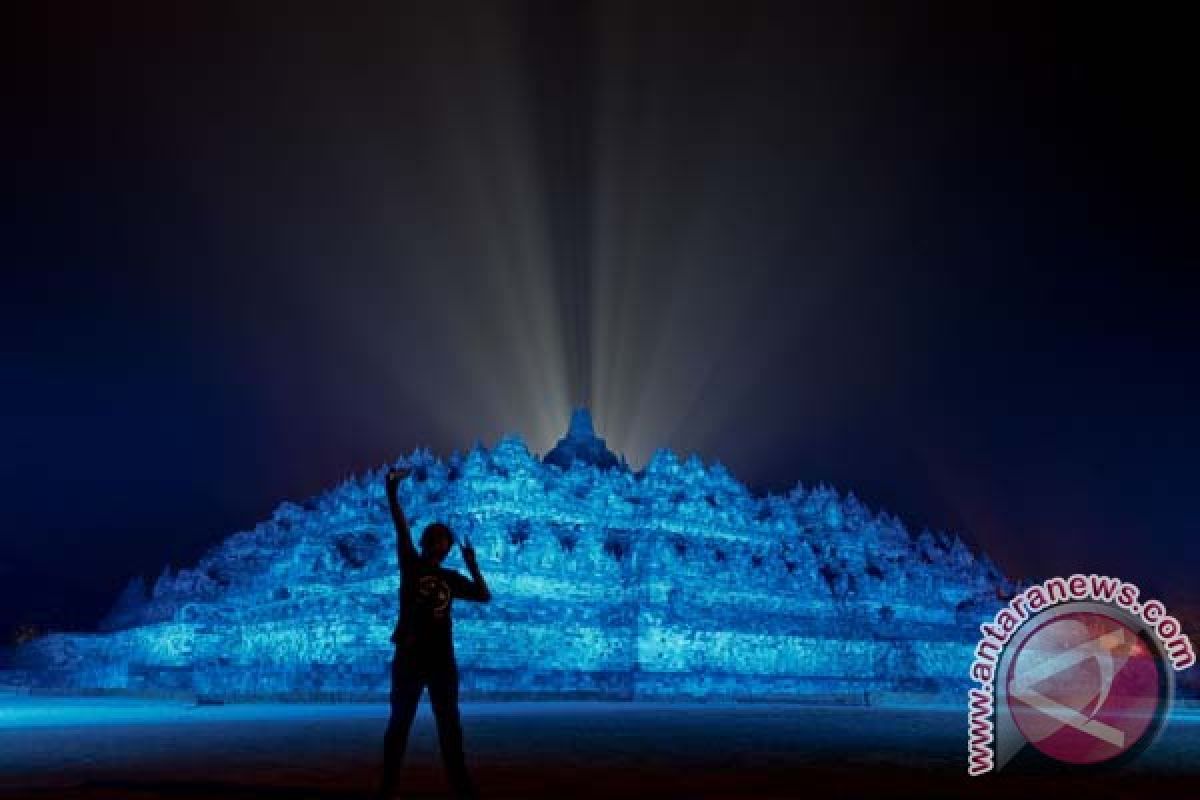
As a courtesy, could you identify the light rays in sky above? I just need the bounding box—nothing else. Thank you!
[365,3,893,468]
[390,3,827,466]
[179,3,905,473]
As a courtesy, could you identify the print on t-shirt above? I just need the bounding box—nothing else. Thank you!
[391,562,480,648]
[418,573,452,619]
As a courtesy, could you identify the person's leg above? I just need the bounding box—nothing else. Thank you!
[377,649,425,798]
[428,659,477,800]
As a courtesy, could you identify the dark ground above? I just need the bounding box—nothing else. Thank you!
[0,699,1196,799]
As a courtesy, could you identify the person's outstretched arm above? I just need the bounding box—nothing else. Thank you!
[459,539,491,602]
[385,468,418,570]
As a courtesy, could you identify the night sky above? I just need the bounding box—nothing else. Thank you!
[4,2,1197,638]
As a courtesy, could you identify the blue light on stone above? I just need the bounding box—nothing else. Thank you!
[8,408,1011,703]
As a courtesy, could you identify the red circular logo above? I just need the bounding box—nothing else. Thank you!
[1006,610,1163,765]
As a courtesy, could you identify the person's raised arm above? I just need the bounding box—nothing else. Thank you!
[385,468,418,570]
[459,538,491,602]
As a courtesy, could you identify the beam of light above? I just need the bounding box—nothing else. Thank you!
[338,4,578,454]
[177,4,914,474]
[583,4,907,470]
[584,19,776,466]
[180,5,577,458]
[395,4,574,452]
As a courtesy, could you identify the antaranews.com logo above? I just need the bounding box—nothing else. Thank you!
[967,574,1195,775]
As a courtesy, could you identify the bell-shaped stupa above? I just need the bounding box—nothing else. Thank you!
[542,407,622,471]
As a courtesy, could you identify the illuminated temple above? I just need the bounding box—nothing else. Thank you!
[8,409,1011,703]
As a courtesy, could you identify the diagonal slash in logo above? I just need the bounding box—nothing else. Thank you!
[1009,628,1129,747]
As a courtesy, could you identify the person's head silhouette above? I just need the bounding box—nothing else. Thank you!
[419,522,454,564]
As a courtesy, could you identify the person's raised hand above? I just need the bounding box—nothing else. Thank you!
[385,467,411,494]
[461,539,478,568]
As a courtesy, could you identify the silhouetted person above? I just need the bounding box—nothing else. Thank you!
[376,467,491,800]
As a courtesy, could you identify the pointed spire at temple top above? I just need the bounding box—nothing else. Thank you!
[543,406,622,471]
[568,407,596,438]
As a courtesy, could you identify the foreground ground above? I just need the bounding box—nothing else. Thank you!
[0,697,1197,799]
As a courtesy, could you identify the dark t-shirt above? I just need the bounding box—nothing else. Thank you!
[390,558,481,657]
